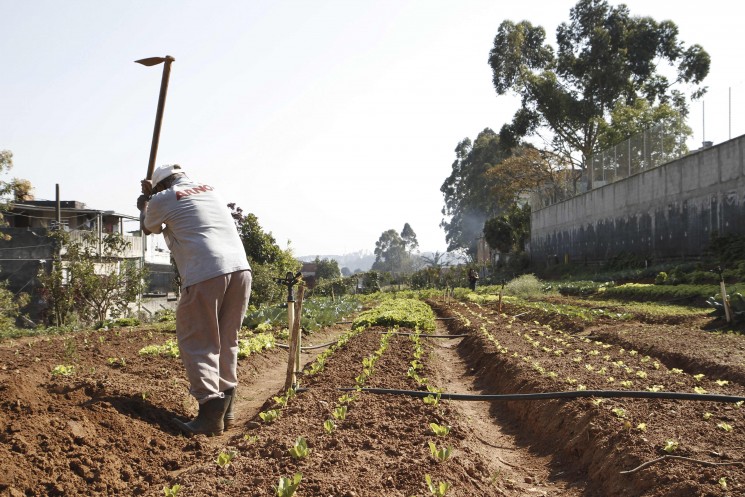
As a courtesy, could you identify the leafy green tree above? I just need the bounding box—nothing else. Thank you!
[373,223,419,274]
[401,223,419,253]
[484,146,567,207]
[229,204,283,265]
[37,231,148,326]
[488,0,709,187]
[483,203,531,254]
[228,204,300,306]
[314,257,341,281]
[0,281,30,332]
[440,129,510,255]
[373,229,406,273]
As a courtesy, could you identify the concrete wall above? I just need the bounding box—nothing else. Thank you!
[530,135,745,265]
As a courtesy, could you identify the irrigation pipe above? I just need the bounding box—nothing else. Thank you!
[276,340,337,351]
[338,388,745,403]
[375,331,469,338]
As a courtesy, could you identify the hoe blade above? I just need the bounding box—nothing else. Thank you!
[134,57,166,66]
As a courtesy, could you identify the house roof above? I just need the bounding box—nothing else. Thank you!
[8,202,139,221]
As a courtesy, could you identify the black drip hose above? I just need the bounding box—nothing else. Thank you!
[375,331,469,338]
[276,340,337,351]
[338,387,745,404]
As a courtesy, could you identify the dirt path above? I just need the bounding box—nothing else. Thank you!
[428,319,587,496]
[214,325,349,441]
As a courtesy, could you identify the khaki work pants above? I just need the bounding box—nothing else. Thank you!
[175,270,252,403]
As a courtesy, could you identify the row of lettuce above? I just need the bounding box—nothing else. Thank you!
[140,296,436,360]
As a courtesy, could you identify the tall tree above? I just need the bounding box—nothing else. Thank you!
[228,203,299,306]
[440,129,510,256]
[483,203,531,254]
[314,256,341,281]
[372,229,407,273]
[400,223,419,253]
[488,0,709,188]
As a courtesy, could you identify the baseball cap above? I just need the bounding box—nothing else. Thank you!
[152,164,186,187]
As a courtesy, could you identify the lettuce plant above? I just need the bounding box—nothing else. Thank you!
[288,437,310,460]
[425,474,450,496]
[428,441,452,463]
[275,473,302,497]
[429,422,450,437]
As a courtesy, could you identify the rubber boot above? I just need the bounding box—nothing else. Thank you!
[173,397,227,436]
[223,387,236,430]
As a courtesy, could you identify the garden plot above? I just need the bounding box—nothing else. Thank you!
[1,294,743,496]
[430,298,745,497]
[0,323,345,496]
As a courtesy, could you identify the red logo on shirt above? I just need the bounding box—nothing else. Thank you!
[176,184,214,200]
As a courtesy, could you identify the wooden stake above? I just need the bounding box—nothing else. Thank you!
[293,285,306,382]
[283,297,297,391]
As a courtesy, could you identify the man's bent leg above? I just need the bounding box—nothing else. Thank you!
[217,270,252,392]
[176,276,227,404]
[218,270,252,430]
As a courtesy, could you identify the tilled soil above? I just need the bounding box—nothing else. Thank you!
[1,297,744,496]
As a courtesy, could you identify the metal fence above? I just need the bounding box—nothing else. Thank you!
[530,122,689,209]
[585,122,688,188]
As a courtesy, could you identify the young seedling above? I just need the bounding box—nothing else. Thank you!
[323,419,336,434]
[717,422,734,432]
[662,440,679,453]
[425,474,450,496]
[163,484,182,496]
[337,393,356,405]
[275,473,302,497]
[259,409,281,424]
[332,405,348,421]
[428,441,452,463]
[51,364,74,376]
[288,437,310,460]
[429,422,451,437]
[216,450,236,468]
[423,387,443,406]
[611,408,626,418]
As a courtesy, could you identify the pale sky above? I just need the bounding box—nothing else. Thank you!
[2,1,742,257]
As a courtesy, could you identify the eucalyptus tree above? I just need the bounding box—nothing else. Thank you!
[440,128,510,256]
[488,0,709,188]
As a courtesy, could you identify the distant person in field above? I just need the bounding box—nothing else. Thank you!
[468,268,479,291]
[137,164,251,436]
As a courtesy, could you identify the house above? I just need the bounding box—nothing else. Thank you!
[0,200,175,320]
[300,262,317,288]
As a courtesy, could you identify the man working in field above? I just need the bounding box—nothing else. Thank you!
[137,164,251,436]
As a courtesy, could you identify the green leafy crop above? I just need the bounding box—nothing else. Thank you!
[275,473,302,497]
[429,422,451,437]
[428,441,452,463]
[288,437,310,460]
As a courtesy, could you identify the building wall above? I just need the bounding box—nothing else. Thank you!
[530,135,745,265]
[0,228,54,319]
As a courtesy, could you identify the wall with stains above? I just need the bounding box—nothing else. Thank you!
[530,135,745,265]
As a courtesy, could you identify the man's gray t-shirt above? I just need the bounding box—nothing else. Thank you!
[143,177,250,288]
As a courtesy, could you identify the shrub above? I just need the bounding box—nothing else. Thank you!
[504,274,545,298]
[557,280,615,296]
